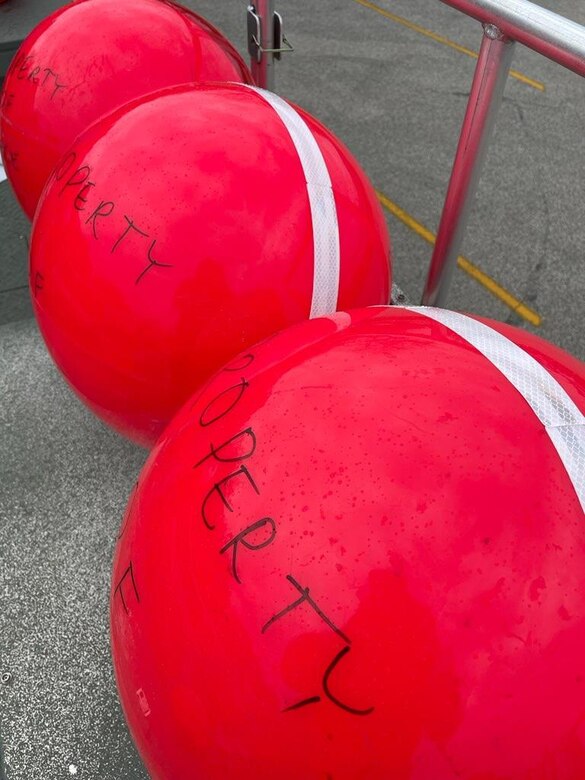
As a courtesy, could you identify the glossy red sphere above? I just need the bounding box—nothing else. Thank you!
[0,0,253,218]
[111,305,585,779]
[30,83,391,446]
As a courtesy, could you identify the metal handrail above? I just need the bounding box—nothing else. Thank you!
[422,0,585,306]
[440,0,585,78]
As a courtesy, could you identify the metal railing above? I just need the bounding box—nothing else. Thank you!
[249,0,585,308]
[424,0,585,306]
[440,0,585,78]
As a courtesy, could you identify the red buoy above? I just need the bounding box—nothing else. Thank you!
[0,0,253,218]
[30,83,391,446]
[111,305,585,779]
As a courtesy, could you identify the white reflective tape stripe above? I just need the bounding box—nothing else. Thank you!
[407,306,585,513]
[243,85,340,317]
[0,161,6,183]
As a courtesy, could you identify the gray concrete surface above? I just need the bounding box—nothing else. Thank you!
[1,0,64,76]
[0,183,30,325]
[1,0,63,39]
[0,1,584,779]
[0,318,148,779]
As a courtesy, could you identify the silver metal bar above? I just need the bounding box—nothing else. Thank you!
[422,25,515,306]
[439,0,585,78]
[251,0,276,90]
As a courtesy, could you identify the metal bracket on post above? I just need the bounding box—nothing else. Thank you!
[421,22,515,307]
[247,2,293,90]
[273,12,293,61]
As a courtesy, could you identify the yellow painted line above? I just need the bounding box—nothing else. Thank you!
[376,190,542,327]
[352,0,545,92]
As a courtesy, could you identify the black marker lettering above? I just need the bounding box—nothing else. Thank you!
[194,427,257,469]
[262,575,350,644]
[201,465,259,531]
[27,66,41,84]
[220,517,276,584]
[284,646,375,716]
[60,165,90,196]
[283,696,321,712]
[50,80,67,100]
[53,151,77,182]
[322,645,375,716]
[135,239,173,284]
[199,378,249,428]
[42,68,56,86]
[16,56,33,80]
[223,353,255,372]
[111,215,148,253]
[85,200,115,239]
[74,181,95,211]
[113,562,140,615]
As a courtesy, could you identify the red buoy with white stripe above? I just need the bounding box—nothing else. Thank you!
[30,83,391,445]
[111,305,585,779]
